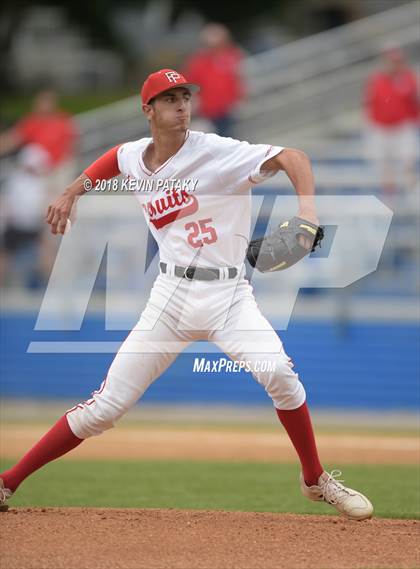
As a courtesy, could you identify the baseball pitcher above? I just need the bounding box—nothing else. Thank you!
[0,69,373,520]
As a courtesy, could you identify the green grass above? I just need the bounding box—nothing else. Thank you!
[1,459,419,519]
[0,91,136,123]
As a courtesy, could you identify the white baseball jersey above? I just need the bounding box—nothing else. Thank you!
[117,130,283,267]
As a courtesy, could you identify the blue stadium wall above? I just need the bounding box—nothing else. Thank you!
[1,312,418,411]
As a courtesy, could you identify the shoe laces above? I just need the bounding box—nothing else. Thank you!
[320,470,352,505]
[0,484,11,503]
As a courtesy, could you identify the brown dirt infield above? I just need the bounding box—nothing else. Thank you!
[1,425,419,569]
[2,425,419,464]
[1,508,419,569]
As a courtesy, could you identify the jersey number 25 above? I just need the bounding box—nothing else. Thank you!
[185,218,218,248]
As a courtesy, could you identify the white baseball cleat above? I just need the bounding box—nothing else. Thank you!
[0,478,12,512]
[300,469,374,520]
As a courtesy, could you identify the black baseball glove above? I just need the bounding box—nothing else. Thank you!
[246,216,324,272]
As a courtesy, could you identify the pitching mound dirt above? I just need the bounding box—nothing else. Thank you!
[0,508,418,569]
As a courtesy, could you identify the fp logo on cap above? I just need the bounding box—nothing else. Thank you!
[140,69,200,104]
[165,71,181,83]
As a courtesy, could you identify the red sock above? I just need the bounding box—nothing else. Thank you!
[1,414,83,493]
[276,402,323,486]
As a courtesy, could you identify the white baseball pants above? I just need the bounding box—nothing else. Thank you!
[67,267,306,438]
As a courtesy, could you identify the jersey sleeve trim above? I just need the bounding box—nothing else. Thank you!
[84,145,122,182]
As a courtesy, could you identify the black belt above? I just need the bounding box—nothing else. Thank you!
[160,262,237,281]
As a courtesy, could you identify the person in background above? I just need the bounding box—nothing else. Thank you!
[364,46,419,196]
[0,144,50,288]
[183,23,245,137]
[0,89,79,281]
[0,89,79,198]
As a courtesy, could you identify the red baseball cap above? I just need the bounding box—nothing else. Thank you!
[141,69,200,104]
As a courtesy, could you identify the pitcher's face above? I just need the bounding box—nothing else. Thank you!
[143,87,192,133]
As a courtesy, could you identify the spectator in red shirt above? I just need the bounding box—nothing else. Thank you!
[0,89,79,284]
[183,23,245,137]
[1,89,78,169]
[364,46,419,195]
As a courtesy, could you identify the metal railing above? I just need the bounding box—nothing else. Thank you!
[1,2,418,174]
[73,1,419,154]
[244,1,418,80]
